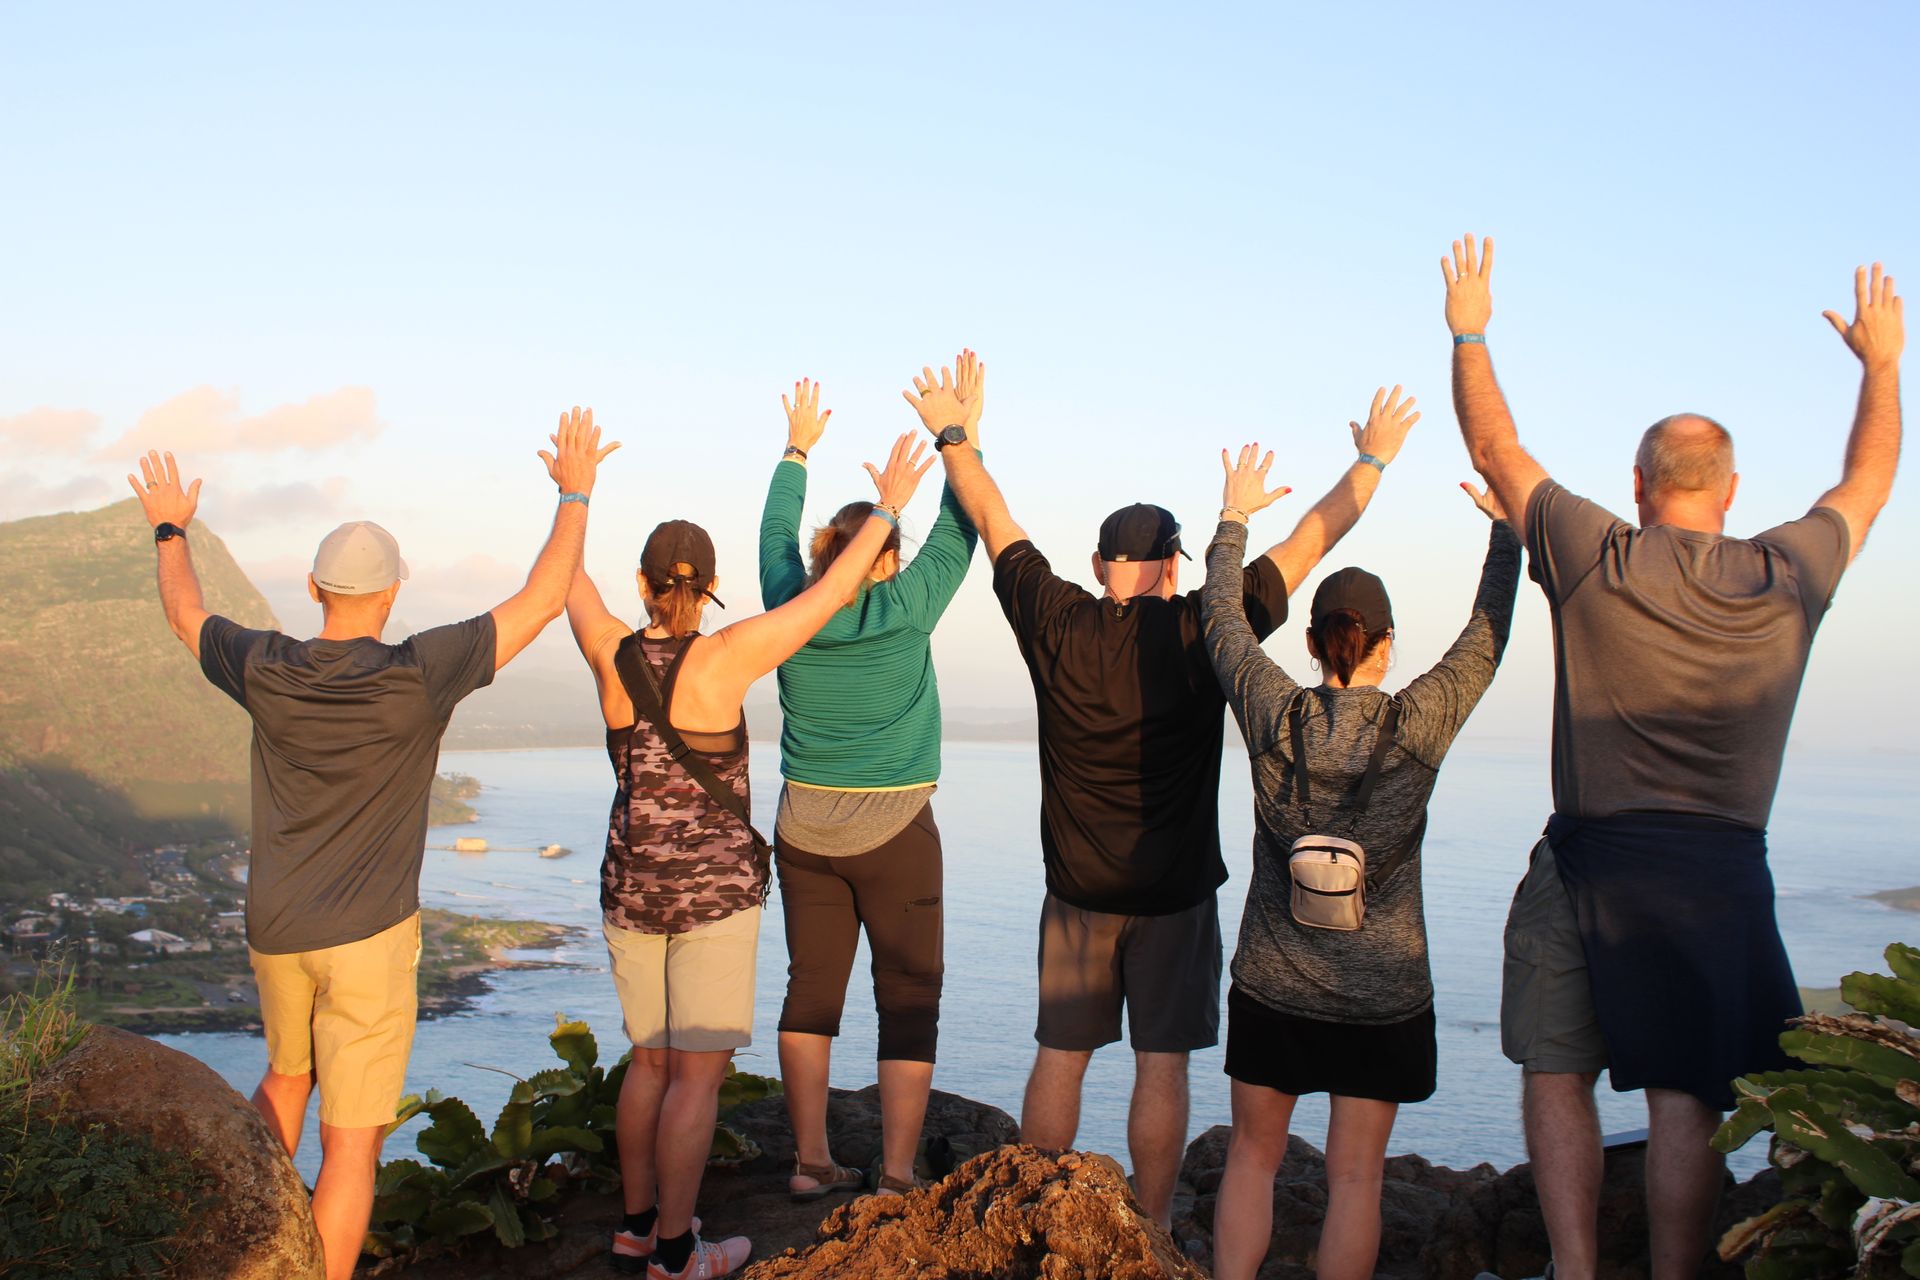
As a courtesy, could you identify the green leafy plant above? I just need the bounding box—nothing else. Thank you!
[0,971,208,1278]
[1714,942,1920,1278]
[364,1013,782,1263]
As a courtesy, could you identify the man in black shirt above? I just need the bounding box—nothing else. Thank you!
[903,352,1421,1226]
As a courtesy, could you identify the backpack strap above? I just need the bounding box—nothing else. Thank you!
[1288,693,1312,807]
[1351,700,1401,812]
[612,637,771,875]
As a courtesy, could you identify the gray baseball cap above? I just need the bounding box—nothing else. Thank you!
[312,521,409,595]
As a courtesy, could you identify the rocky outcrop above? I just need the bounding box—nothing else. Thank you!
[741,1146,1205,1280]
[1175,1123,1782,1280]
[37,1025,325,1280]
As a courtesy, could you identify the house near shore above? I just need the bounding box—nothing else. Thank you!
[6,915,58,957]
[127,928,194,956]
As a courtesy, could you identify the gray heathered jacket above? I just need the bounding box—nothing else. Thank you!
[1201,518,1521,1024]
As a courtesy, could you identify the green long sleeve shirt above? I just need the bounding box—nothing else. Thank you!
[758,459,977,789]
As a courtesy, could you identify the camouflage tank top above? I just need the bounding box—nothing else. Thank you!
[601,634,762,934]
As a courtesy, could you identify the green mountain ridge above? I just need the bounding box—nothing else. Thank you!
[0,500,277,900]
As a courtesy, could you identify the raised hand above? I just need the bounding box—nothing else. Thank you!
[1460,480,1508,522]
[1824,263,1904,371]
[955,348,985,447]
[126,450,202,529]
[783,377,832,454]
[1219,444,1292,520]
[900,359,977,441]
[1350,385,1421,465]
[864,432,937,513]
[1441,233,1494,336]
[538,406,621,497]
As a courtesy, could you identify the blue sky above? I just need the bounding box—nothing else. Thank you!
[3,2,1914,748]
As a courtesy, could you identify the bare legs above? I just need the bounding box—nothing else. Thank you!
[1645,1088,1726,1280]
[1524,1070,1604,1280]
[781,1031,934,1187]
[1212,1084,1397,1280]
[250,1068,385,1280]
[1213,1080,1298,1280]
[1019,1046,1188,1229]
[1527,1073,1722,1279]
[615,1047,733,1237]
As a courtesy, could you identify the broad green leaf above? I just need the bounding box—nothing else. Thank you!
[550,1016,598,1074]
[1840,971,1920,1026]
[524,1067,584,1099]
[524,1125,604,1161]
[1764,1086,1920,1201]
[416,1096,488,1168]
[422,1198,493,1238]
[488,1181,526,1248]
[1711,1099,1771,1153]
[1884,942,1920,986]
[1780,1030,1920,1085]
[447,1149,510,1190]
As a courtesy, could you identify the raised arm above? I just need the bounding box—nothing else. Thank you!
[127,450,211,658]
[1260,386,1418,592]
[1443,234,1551,523]
[1395,485,1523,765]
[902,350,1030,561]
[1203,446,1304,753]
[1814,262,1903,560]
[758,378,825,608]
[685,433,936,710]
[563,563,632,724]
[490,406,620,671]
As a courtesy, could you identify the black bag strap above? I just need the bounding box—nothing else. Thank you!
[613,636,771,866]
[1287,693,1401,815]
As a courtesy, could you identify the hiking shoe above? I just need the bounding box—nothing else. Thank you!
[647,1234,751,1280]
[610,1216,700,1273]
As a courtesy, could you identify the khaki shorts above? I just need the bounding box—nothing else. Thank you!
[250,912,422,1128]
[1501,840,1609,1074]
[605,906,761,1052]
[1035,892,1222,1054]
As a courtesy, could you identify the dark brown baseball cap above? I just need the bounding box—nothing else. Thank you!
[1310,567,1393,633]
[640,520,725,608]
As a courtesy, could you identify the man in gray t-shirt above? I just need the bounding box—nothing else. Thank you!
[128,408,619,1280]
[1442,237,1902,1280]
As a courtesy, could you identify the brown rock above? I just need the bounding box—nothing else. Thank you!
[1176,1123,1782,1280]
[37,1024,326,1280]
[740,1145,1206,1280]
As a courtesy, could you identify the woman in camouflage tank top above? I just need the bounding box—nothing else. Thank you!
[563,423,936,1280]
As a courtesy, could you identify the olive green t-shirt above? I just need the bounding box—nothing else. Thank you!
[1525,482,1849,829]
[199,614,496,953]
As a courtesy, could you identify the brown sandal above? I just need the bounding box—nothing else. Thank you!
[871,1171,928,1198]
[789,1159,865,1202]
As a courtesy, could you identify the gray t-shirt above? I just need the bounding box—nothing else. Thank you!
[200,614,497,954]
[1525,482,1849,829]
[1202,519,1522,1023]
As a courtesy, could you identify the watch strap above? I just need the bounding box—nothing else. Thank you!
[154,522,186,544]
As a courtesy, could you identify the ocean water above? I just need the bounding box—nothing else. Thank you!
[160,738,1918,1186]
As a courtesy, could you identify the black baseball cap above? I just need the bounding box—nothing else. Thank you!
[1097,503,1190,563]
[640,520,725,608]
[1310,567,1393,633]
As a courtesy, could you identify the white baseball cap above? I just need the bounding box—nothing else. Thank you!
[312,521,410,595]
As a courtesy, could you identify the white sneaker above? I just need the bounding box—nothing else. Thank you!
[647,1234,752,1280]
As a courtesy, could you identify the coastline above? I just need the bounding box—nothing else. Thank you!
[1867,885,1920,915]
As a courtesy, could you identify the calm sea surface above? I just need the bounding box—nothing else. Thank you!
[160,739,1917,1185]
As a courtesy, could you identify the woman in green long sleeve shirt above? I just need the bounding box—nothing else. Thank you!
[757,376,978,1201]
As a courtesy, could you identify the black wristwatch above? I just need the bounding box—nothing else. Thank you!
[934,425,969,451]
[153,522,186,544]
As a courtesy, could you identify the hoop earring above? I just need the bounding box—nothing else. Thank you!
[1309,657,1320,672]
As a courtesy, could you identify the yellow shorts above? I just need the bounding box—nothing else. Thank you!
[250,912,422,1128]
[605,906,760,1052]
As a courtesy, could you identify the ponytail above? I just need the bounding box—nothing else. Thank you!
[807,501,902,585]
[642,567,708,636]
[1308,608,1390,685]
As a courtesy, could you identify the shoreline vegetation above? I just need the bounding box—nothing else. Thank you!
[78,909,580,1036]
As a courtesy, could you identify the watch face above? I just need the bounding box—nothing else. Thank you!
[938,425,968,446]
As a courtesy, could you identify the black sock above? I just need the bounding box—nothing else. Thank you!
[654,1230,695,1272]
[622,1206,658,1238]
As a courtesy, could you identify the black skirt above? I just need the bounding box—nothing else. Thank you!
[1224,984,1437,1104]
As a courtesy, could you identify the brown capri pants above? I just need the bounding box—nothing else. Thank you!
[1035,892,1222,1054]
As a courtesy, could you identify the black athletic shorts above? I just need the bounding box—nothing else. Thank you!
[1224,984,1437,1104]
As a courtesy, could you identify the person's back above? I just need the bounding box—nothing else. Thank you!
[1527,484,1845,827]
[206,620,494,951]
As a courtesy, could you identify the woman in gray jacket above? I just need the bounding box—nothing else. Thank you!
[1201,444,1521,1280]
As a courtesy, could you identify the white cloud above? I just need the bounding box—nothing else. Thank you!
[97,385,383,459]
[0,407,102,454]
[0,471,114,522]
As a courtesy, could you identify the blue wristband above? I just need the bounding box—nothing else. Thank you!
[1453,332,1486,345]
[1357,453,1388,473]
[559,491,589,507]
[871,505,900,528]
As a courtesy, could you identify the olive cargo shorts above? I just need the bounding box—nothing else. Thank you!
[1501,840,1609,1074]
